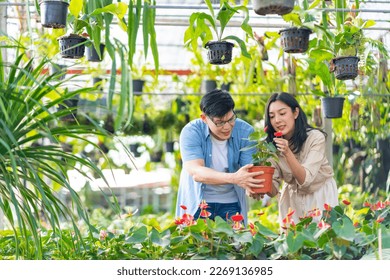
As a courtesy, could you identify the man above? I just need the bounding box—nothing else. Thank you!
[175,89,263,224]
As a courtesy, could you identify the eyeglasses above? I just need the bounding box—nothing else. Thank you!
[208,112,237,127]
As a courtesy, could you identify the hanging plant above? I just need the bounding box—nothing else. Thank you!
[184,0,253,64]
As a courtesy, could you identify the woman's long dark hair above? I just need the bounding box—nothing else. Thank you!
[264,92,326,154]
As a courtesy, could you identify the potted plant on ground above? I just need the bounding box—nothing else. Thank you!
[184,0,253,64]
[240,126,280,194]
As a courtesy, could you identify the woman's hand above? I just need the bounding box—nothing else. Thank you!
[274,137,291,156]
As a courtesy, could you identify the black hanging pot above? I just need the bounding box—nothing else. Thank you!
[150,150,163,163]
[253,0,295,16]
[202,79,217,94]
[221,82,231,92]
[205,41,234,65]
[86,43,105,62]
[330,56,360,80]
[133,79,145,95]
[58,96,79,122]
[49,63,66,80]
[58,34,87,59]
[165,141,175,153]
[279,27,312,53]
[321,96,345,118]
[39,0,69,29]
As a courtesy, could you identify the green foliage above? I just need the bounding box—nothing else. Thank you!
[1,194,389,260]
[184,0,253,59]
[0,40,123,259]
[240,127,279,166]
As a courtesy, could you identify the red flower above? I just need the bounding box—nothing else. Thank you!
[231,213,244,222]
[353,222,360,227]
[287,208,295,217]
[257,211,265,216]
[363,201,371,207]
[274,131,283,137]
[342,199,351,205]
[375,201,385,210]
[199,200,209,210]
[200,209,212,218]
[324,203,332,211]
[376,217,385,223]
[249,223,257,236]
[264,126,268,132]
[180,205,187,210]
[318,220,331,229]
[308,208,321,217]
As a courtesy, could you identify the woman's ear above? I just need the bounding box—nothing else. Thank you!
[294,108,299,119]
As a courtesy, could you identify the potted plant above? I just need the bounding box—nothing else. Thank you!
[279,0,317,54]
[37,0,69,29]
[240,126,280,194]
[252,0,295,16]
[184,0,253,64]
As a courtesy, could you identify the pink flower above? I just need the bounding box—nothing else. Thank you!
[99,230,108,240]
[308,208,321,217]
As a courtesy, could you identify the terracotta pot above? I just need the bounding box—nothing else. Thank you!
[248,165,275,194]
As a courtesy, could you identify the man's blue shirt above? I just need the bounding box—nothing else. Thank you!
[175,118,255,224]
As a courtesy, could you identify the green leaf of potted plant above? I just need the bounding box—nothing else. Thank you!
[184,0,253,64]
[240,126,280,194]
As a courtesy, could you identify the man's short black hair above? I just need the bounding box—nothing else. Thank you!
[200,89,235,117]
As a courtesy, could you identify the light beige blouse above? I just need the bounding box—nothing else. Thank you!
[270,129,339,223]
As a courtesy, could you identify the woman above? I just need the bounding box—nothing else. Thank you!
[263,92,338,225]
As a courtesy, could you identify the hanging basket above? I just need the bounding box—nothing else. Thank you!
[205,41,234,65]
[133,79,145,95]
[321,96,345,118]
[279,27,312,53]
[58,34,87,59]
[86,43,105,62]
[330,56,360,80]
[253,0,295,16]
[39,0,69,29]
[202,79,217,94]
